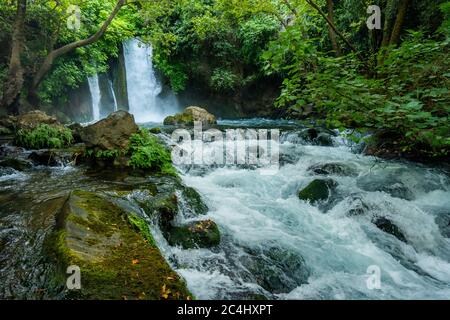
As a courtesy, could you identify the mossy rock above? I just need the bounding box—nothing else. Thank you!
[149,127,162,134]
[49,190,192,300]
[298,179,338,204]
[163,113,194,126]
[0,157,32,171]
[165,220,220,249]
[181,187,209,216]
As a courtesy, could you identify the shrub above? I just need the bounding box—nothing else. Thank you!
[16,124,73,149]
[127,129,176,175]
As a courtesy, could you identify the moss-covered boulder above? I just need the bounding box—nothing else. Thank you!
[50,190,191,300]
[163,106,217,126]
[165,220,220,249]
[298,179,338,204]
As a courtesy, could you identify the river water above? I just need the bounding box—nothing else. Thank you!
[0,119,449,299]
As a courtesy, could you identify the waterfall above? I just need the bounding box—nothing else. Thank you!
[123,38,180,123]
[88,75,101,121]
[109,79,118,112]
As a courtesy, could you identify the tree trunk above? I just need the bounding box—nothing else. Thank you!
[305,0,358,54]
[326,0,341,56]
[1,0,27,115]
[381,0,396,47]
[28,0,125,102]
[389,0,410,46]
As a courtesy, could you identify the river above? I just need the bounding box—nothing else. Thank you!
[1,119,449,299]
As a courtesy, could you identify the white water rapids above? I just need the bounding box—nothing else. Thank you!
[152,121,450,300]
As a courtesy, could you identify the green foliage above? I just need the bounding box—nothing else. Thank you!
[128,129,176,175]
[210,68,239,92]
[16,124,74,149]
[140,0,281,93]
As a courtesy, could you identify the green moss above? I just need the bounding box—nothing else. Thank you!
[50,190,192,300]
[149,127,162,134]
[163,113,194,126]
[15,124,73,149]
[127,129,177,176]
[182,187,209,215]
[128,214,157,247]
[165,220,221,249]
[298,179,337,203]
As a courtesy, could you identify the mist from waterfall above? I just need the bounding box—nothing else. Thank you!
[123,38,180,123]
[88,75,101,122]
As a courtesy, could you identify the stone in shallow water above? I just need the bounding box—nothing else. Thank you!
[298,179,338,204]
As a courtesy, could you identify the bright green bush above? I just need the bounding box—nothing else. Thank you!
[127,130,176,175]
[16,124,73,149]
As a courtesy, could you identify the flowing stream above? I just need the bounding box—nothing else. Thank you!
[0,120,449,299]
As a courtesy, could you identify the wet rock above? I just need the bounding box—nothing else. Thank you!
[346,196,371,216]
[163,106,217,126]
[434,213,450,238]
[181,187,209,216]
[315,133,333,146]
[299,128,319,141]
[164,219,221,249]
[243,246,309,294]
[80,111,139,151]
[357,174,415,200]
[373,217,407,242]
[67,123,84,143]
[0,157,32,171]
[298,179,338,204]
[47,190,191,300]
[28,151,59,166]
[308,162,357,177]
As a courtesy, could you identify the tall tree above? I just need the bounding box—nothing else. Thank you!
[326,0,341,56]
[389,0,410,46]
[28,0,126,103]
[1,0,27,115]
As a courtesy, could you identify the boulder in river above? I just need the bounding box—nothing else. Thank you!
[164,219,221,249]
[48,190,191,300]
[373,217,407,243]
[298,179,338,204]
[80,111,139,151]
[163,106,217,126]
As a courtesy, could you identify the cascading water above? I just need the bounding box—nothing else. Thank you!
[1,119,449,299]
[123,38,180,123]
[109,79,118,112]
[151,120,450,300]
[88,75,101,121]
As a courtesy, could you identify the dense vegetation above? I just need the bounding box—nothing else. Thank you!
[0,0,449,160]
